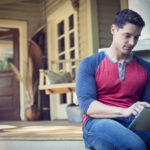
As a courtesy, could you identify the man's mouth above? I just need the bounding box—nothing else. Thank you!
[125,46,133,50]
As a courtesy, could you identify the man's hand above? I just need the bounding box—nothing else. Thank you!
[122,102,150,117]
[87,100,150,119]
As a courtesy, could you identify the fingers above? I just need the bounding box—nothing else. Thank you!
[137,101,150,107]
[131,109,139,116]
[131,104,144,116]
[131,102,150,116]
[134,101,150,108]
[121,102,150,118]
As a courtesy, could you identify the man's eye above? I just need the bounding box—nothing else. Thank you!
[125,35,130,38]
[134,36,139,40]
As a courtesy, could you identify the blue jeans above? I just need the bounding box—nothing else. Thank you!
[83,117,150,150]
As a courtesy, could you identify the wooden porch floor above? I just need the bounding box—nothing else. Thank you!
[0,120,83,141]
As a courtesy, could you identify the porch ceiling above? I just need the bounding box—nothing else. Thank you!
[0,0,41,5]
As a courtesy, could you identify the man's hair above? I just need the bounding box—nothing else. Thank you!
[113,9,145,28]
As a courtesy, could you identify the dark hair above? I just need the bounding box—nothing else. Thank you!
[113,9,145,28]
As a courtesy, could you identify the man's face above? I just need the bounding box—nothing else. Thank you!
[111,23,142,55]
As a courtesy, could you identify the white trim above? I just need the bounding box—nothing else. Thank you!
[0,19,28,120]
[87,0,99,55]
[47,1,79,120]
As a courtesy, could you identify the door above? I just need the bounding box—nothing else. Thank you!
[48,1,79,119]
[0,28,20,120]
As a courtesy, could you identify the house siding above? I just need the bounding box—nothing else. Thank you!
[97,0,120,48]
[78,0,120,59]
[0,1,44,38]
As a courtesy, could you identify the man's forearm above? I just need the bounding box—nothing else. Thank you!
[86,100,150,118]
[86,100,125,118]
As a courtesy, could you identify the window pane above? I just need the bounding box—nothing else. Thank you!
[0,33,13,72]
[58,37,65,53]
[59,54,65,60]
[72,68,76,80]
[72,62,75,66]
[69,14,74,30]
[70,50,75,65]
[59,54,65,70]
[57,21,64,37]
[60,94,67,104]
[70,50,75,59]
[69,32,74,48]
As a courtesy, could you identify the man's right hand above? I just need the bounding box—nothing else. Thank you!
[122,101,150,117]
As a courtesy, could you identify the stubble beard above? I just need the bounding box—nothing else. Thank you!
[120,48,132,57]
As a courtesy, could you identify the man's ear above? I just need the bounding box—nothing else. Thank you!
[111,24,117,34]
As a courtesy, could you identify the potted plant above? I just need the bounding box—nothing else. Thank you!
[66,93,82,123]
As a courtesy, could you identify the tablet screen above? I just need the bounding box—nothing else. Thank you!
[128,107,150,131]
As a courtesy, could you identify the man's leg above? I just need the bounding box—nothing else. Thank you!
[83,118,147,150]
[135,131,150,150]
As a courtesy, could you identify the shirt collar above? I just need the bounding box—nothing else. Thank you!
[104,50,133,64]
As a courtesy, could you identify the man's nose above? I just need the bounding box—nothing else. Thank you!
[129,38,136,46]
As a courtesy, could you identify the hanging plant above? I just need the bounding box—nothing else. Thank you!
[70,0,79,11]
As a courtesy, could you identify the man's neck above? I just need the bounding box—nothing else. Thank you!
[106,46,132,64]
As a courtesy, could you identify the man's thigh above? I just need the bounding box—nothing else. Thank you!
[83,118,147,150]
[135,131,150,150]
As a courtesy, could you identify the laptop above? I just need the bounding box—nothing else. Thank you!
[128,107,150,131]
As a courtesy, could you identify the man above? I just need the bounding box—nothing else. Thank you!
[76,9,150,150]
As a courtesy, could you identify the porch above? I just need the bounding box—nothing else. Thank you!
[0,120,86,150]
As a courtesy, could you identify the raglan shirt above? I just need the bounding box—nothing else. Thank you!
[76,51,150,123]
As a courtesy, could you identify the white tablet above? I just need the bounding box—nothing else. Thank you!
[128,107,150,131]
